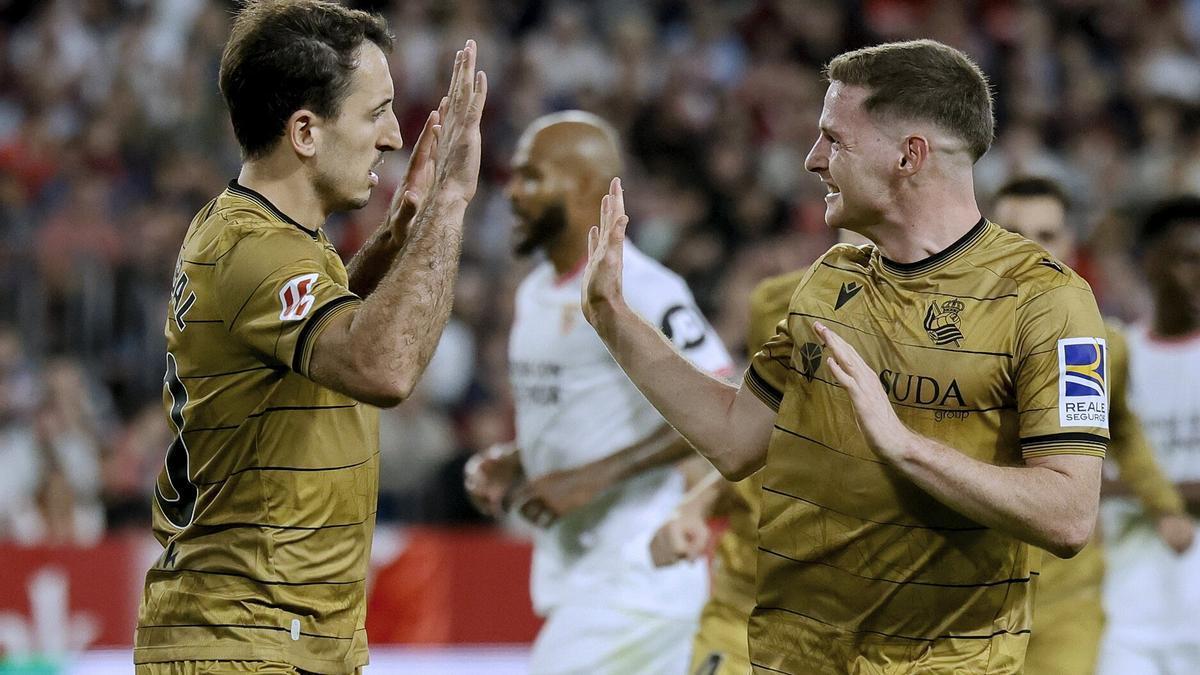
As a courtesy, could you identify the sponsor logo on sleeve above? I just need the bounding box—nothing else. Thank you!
[279,273,319,321]
[1058,337,1108,428]
[660,305,707,350]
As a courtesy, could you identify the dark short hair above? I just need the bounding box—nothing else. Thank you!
[825,39,994,161]
[219,0,392,159]
[993,176,1069,210]
[1141,195,1200,248]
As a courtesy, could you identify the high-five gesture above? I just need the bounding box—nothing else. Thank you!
[385,105,442,247]
[430,40,487,205]
[582,177,629,327]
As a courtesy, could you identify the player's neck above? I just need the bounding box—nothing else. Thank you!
[547,227,590,278]
[867,187,981,264]
[237,160,326,232]
[1152,301,1200,339]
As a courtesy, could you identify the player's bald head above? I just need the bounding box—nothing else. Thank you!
[516,111,622,194]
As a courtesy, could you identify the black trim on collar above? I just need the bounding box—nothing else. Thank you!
[881,217,988,276]
[226,180,319,239]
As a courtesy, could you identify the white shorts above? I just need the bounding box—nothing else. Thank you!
[529,603,697,675]
[1098,502,1200,673]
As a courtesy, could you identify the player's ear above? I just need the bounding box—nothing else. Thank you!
[287,109,319,159]
[897,135,928,176]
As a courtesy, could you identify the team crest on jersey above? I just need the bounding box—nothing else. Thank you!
[279,273,319,321]
[798,342,822,382]
[1058,337,1109,428]
[923,299,965,346]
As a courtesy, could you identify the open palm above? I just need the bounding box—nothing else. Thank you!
[582,177,629,326]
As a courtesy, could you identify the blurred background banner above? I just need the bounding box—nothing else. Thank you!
[3,0,1200,669]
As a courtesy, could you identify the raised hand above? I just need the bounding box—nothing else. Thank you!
[385,107,440,246]
[814,320,913,461]
[431,40,487,204]
[582,177,629,327]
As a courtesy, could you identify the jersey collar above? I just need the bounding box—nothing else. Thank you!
[879,217,989,278]
[226,180,319,239]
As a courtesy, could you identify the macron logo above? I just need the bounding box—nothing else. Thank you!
[835,281,863,310]
[279,273,319,321]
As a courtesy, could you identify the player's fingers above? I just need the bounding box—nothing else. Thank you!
[826,355,853,391]
[612,177,625,219]
[587,225,598,258]
[468,70,487,124]
[408,110,438,171]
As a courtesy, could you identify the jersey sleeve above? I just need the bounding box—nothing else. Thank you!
[213,229,361,377]
[627,275,734,378]
[1106,324,1186,515]
[1015,282,1110,459]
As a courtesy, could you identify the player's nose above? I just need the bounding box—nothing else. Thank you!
[378,112,402,152]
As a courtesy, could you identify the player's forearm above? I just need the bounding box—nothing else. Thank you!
[1110,420,1186,516]
[676,467,726,519]
[588,299,757,478]
[345,223,403,298]
[888,434,1101,558]
[346,193,467,401]
[590,424,694,488]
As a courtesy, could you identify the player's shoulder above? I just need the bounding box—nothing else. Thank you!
[196,184,323,259]
[750,267,808,319]
[979,224,1094,299]
[819,241,875,269]
[621,241,694,307]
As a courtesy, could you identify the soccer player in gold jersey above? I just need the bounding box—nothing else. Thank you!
[992,177,1194,675]
[582,40,1109,674]
[134,3,486,674]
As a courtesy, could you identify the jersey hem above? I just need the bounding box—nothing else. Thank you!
[133,644,366,673]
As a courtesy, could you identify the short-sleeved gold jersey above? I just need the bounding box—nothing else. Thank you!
[743,220,1109,674]
[135,182,379,674]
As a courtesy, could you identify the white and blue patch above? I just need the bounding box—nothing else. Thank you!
[1058,337,1108,429]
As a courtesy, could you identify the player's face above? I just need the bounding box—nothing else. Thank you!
[506,136,568,256]
[1148,223,1200,316]
[805,82,892,232]
[311,42,402,213]
[994,195,1075,261]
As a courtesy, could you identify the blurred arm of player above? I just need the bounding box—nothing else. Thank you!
[464,441,525,519]
[650,464,727,567]
[466,423,697,526]
[308,41,487,408]
[581,178,776,481]
[1100,326,1194,553]
[815,321,1102,559]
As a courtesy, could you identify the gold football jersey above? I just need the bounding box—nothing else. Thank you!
[134,182,379,674]
[744,220,1109,674]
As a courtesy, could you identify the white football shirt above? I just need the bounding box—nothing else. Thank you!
[509,241,732,617]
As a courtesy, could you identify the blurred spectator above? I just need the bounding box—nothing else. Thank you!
[3,0,1200,532]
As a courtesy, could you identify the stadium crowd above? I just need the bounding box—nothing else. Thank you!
[2,0,1200,544]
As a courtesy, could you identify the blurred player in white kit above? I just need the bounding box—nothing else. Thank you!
[1099,196,1200,675]
[464,111,731,675]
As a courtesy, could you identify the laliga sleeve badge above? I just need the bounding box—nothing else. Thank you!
[279,273,319,321]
